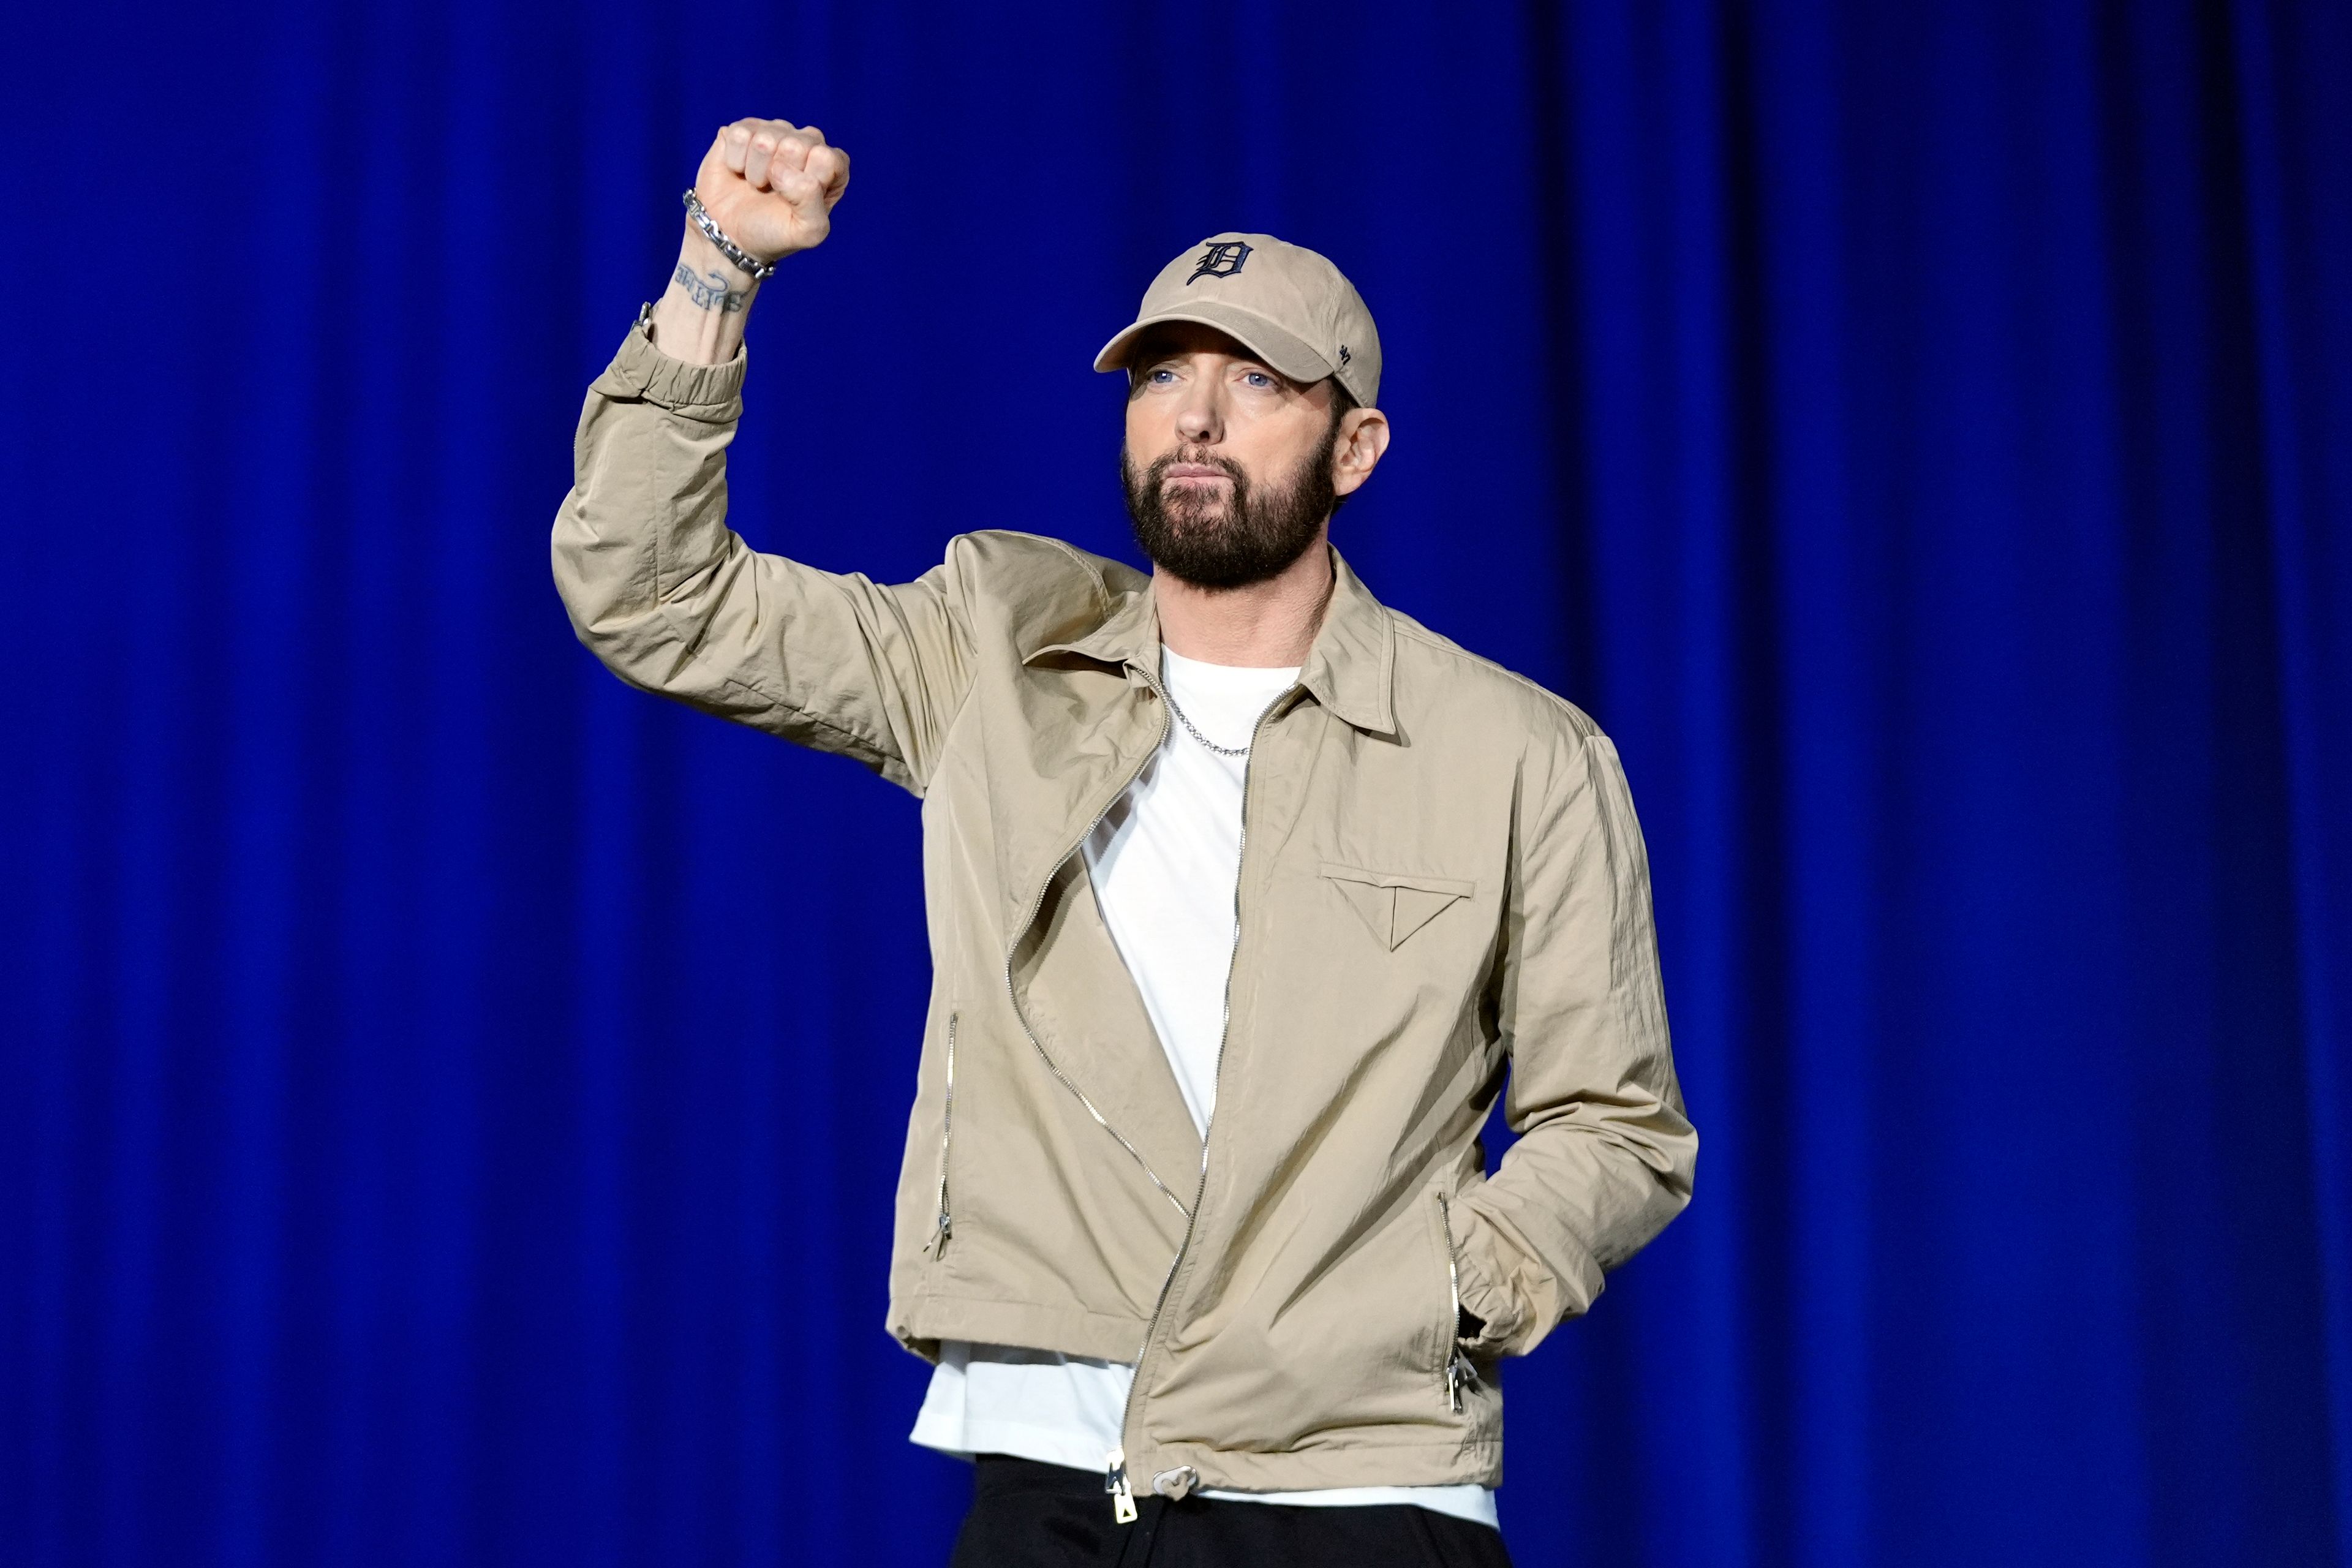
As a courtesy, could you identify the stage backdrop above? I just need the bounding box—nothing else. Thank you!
[3,1,2347,1564]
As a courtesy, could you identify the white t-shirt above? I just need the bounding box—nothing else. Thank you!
[910,647,1499,1530]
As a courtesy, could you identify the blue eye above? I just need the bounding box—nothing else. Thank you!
[1148,369,1176,385]
[1243,371,1273,388]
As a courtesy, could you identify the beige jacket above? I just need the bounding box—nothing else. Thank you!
[552,320,1697,1499]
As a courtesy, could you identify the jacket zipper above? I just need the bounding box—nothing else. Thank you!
[1438,1191,1479,1413]
[930,1012,958,1256]
[1107,680,1294,1523]
[1004,679,1193,1225]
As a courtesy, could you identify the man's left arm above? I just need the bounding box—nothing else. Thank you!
[1448,722,1698,1361]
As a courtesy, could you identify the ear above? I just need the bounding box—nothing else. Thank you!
[1331,407,1392,498]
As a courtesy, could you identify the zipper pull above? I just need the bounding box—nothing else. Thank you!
[1447,1347,1480,1413]
[1105,1449,1137,1524]
[932,1211,952,1255]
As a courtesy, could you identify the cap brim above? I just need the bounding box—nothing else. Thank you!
[1093,301,1336,387]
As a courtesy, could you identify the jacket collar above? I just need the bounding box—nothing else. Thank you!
[1298,548,1397,735]
[1028,545,1396,736]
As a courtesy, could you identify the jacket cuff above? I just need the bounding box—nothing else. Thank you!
[1450,1229,1526,1359]
[589,314,747,420]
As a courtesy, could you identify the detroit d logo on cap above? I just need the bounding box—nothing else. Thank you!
[1186,241,1253,284]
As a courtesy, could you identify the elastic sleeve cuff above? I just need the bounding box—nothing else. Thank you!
[589,311,747,419]
[1450,1239,1524,1359]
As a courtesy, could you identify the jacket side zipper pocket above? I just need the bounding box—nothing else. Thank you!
[931,1012,957,1256]
[1437,1191,1480,1412]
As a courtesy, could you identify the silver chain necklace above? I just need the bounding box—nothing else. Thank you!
[1159,686,1253,757]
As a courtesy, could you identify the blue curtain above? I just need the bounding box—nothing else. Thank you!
[4,2,2346,1564]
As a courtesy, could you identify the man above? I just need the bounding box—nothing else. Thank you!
[553,117,1696,1567]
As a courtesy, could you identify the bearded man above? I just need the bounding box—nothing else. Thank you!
[553,117,1697,1568]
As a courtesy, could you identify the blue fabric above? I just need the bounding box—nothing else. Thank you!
[3,2,2346,1564]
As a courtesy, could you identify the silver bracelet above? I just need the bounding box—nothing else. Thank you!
[682,188,778,282]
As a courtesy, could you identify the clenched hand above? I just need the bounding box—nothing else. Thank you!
[695,118,851,262]
[649,116,853,366]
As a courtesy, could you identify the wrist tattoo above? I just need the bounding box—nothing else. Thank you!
[673,262,750,313]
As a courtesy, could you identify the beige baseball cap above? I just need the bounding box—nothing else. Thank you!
[1093,232,1382,407]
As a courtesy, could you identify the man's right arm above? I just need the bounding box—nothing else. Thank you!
[553,119,976,794]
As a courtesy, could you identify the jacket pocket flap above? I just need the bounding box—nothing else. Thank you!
[1319,862,1476,949]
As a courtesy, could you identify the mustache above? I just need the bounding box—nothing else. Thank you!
[1145,447,1248,488]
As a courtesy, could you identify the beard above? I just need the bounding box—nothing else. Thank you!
[1120,425,1339,590]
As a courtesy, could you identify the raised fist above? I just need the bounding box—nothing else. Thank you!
[693,118,851,263]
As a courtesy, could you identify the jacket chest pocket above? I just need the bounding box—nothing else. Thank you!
[1319,862,1476,950]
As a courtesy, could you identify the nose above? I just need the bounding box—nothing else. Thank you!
[1175,375,1223,445]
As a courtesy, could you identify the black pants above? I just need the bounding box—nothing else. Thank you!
[948,1454,1515,1568]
